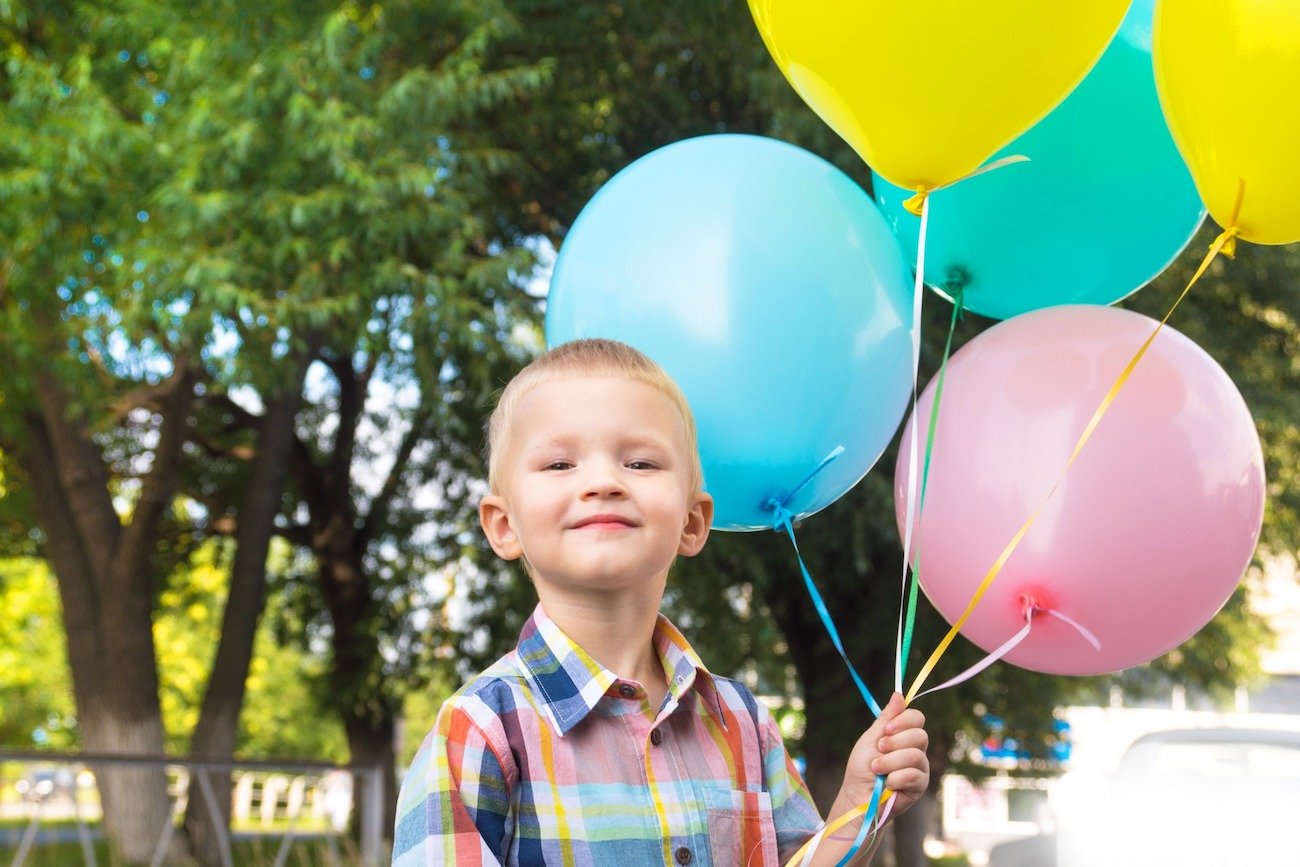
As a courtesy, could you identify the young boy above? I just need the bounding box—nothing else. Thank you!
[394,339,929,866]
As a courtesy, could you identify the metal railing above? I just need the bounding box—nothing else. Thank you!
[0,750,385,867]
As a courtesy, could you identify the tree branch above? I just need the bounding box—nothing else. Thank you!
[112,361,196,589]
[358,405,430,550]
[34,372,124,568]
[325,353,363,510]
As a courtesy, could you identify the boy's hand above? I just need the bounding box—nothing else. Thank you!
[841,692,930,814]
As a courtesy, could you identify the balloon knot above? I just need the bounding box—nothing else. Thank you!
[944,268,969,319]
[1215,228,1239,260]
[902,188,929,217]
[1019,594,1045,622]
[764,498,792,532]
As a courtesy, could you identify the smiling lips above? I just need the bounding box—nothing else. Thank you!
[571,514,637,530]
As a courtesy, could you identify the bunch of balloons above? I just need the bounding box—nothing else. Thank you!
[544,0,1291,684]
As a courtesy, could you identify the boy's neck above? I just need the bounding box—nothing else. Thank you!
[539,593,668,704]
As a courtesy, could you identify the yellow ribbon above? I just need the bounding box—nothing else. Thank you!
[783,790,895,866]
[905,198,1243,704]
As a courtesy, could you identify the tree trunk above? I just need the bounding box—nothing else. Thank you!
[14,367,194,864]
[893,731,949,867]
[344,713,399,846]
[293,367,406,846]
[317,553,400,840]
[890,789,934,867]
[183,373,310,867]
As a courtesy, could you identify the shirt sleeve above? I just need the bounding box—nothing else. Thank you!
[756,700,824,863]
[393,696,516,865]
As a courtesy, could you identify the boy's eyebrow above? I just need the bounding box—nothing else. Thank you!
[521,433,676,453]
[620,434,674,451]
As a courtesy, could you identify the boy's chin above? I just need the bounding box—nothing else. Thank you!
[534,566,671,596]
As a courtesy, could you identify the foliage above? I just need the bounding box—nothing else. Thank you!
[0,549,349,759]
[0,559,77,749]
[153,540,350,760]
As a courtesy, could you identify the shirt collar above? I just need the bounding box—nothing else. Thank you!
[515,603,727,736]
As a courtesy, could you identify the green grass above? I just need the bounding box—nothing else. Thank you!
[0,837,362,866]
[1,817,362,866]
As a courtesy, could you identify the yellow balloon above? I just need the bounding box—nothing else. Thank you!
[1154,0,1300,246]
[748,0,1129,194]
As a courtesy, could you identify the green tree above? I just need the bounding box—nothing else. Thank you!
[154,541,350,761]
[1,2,193,857]
[142,0,553,845]
[2,0,548,858]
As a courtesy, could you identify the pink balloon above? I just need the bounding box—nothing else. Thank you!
[895,305,1265,675]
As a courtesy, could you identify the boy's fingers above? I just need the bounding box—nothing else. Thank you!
[882,707,926,735]
[871,746,930,779]
[878,728,928,755]
[885,767,930,800]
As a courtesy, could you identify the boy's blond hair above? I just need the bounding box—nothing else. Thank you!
[487,339,703,494]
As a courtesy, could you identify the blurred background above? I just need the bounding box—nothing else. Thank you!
[2,1,1296,864]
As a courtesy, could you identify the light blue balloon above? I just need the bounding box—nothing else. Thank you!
[874,0,1204,321]
[546,134,913,531]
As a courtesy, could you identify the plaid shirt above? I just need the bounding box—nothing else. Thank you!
[393,604,822,866]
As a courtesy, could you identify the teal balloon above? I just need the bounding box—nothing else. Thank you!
[874,0,1204,320]
[546,134,913,531]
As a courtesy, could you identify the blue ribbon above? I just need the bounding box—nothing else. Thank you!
[835,777,885,867]
[765,447,886,866]
[764,446,883,720]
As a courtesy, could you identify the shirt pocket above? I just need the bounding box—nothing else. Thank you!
[704,787,778,867]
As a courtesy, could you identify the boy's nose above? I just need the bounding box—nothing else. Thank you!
[580,464,627,498]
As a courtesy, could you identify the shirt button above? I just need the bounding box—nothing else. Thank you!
[618,684,637,698]
[674,846,692,865]
[650,729,663,746]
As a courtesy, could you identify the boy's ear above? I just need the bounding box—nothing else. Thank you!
[678,491,713,557]
[479,494,524,561]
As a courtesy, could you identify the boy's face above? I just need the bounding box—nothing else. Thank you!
[479,375,712,599]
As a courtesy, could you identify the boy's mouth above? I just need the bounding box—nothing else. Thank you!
[571,514,637,530]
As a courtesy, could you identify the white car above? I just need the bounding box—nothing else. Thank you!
[1053,727,1300,867]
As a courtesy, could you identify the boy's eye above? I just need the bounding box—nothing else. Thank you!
[626,460,659,471]
[543,460,573,471]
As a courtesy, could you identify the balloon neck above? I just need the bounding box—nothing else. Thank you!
[903,188,929,217]
[764,498,793,533]
[1215,178,1244,259]
[762,445,846,531]
[943,268,969,316]
[1214,227,1239,260]
[944,266,970,292]
[1019,591,1053,622]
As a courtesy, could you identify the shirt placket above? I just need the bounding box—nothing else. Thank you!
[622,674,707,867]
